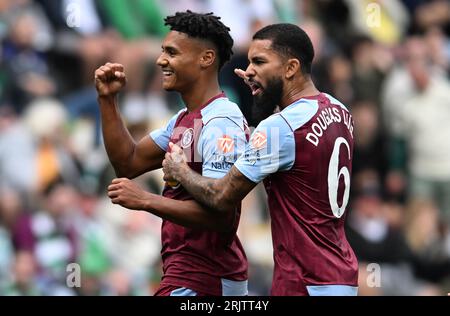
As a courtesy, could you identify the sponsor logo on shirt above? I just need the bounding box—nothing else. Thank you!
[217,135,234,153]
[251,131,267,149]
[211,161,233,170]
[244,131,266,165]
[181,128,194,148]
[210,152,235,171]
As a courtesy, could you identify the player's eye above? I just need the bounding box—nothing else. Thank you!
[252,58,264,65]
[162,47,177,57]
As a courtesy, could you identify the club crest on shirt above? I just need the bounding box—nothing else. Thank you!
[217,135,234,154]
[251,131,267,149]
[181,128,194,148]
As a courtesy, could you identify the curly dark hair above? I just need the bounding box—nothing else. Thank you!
[253,23,315,75]
[164,10,233,70]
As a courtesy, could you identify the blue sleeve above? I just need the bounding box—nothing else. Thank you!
[199,117,247,179]
[149,111,182,151]
[234,114,295,183]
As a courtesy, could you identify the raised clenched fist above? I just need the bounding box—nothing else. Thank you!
[94,62,127,97]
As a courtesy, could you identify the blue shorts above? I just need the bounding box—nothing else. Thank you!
[169,279,248,296]
[306,285,358,296]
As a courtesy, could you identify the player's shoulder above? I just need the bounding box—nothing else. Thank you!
[201,97,246,132]
[201,97,243,124]
[258,112,289,128]
[265,98,320,132]
[253,113,296,141]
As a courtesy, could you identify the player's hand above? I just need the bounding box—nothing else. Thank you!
[162,142,189,184]
[107,178,150,210]
[234,68,251,87]
[94,62,127,97]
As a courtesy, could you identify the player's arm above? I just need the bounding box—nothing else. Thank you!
[107,178,234,231]
[163,144,257,214]
[164,115,295,213]
[95,62,165,178]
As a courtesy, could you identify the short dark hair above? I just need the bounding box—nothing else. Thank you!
[253,23,314,75]
[164,10,233,70]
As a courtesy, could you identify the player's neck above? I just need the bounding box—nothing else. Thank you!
[280,78,319,110]
[181,78,221,112]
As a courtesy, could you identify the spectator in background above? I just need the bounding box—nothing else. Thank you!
[313,0,353,45]
[2,8,55,113]
[352,100,390,191]
[36,0,168,148]
[424,26,449,75]
[391,36,450,224]
[323,53,354,106]
[23,98,80,193]
[408,0,450,35]
[381,35,449,207]
[2,250,41,296]
[350,35,393,106]
[0,106,36,195]
[11,181,79,295]
[36,0,118,89]
[345,0,409,46]
[92,198,161,295]
[346,169,450,295]
[404,199,448,260]
[0,0,52,108]
[0,188,21,292]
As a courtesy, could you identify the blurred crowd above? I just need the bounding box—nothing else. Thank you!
[1,0,450,296]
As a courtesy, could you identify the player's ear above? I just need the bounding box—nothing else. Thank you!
[200,49,216,68]
[285,58,300,79]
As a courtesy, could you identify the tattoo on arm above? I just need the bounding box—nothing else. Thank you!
[179,166,257,213]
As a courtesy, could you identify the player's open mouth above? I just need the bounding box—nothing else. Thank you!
[162,69,174,77]
[249,81,263,96]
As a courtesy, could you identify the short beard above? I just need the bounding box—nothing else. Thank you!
[251,77,283,126]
